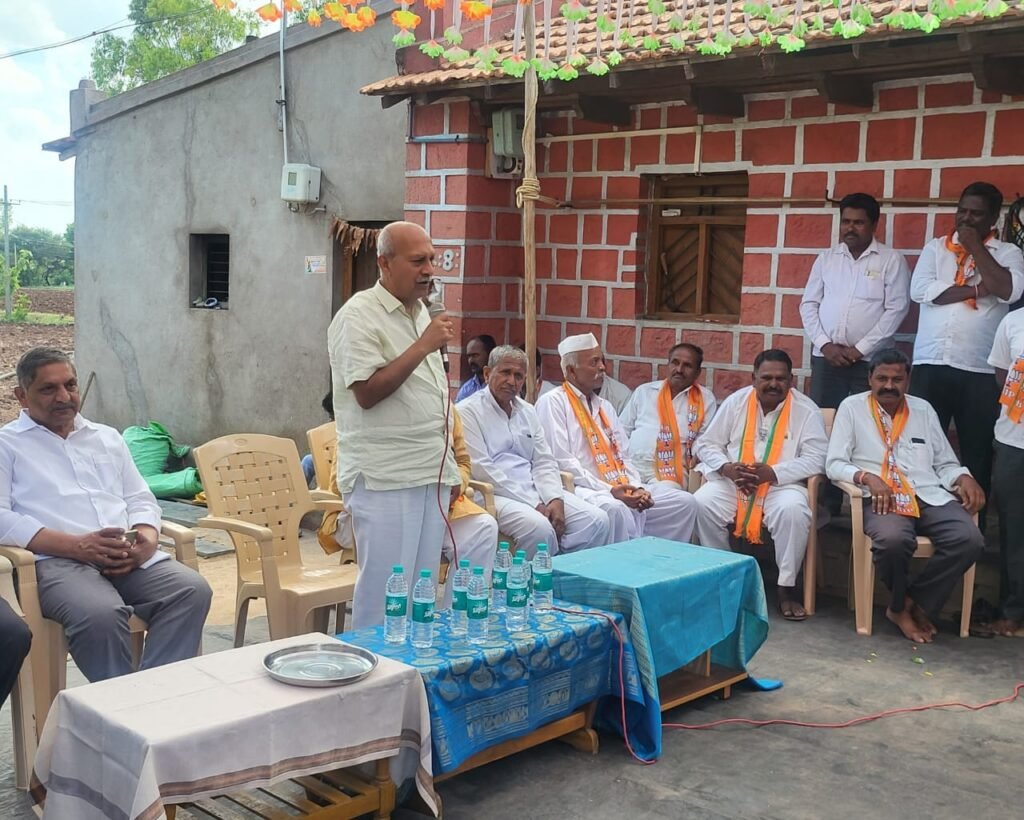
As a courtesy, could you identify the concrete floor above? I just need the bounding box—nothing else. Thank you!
[3,529,1023,820]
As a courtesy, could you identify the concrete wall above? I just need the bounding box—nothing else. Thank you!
[72,23,404,445]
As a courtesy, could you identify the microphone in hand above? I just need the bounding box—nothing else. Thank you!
[426,299,452,373]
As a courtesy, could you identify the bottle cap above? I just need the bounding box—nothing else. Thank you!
[392,565,404,573]
[419,569,431,578]
[472,566,484,575]
[498,541,511,550]
[516,549,527,558]
[459,558,470,568]
[537,543,549,552]
[513,556,524,564]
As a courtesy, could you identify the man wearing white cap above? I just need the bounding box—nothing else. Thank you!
[535,333,699,544]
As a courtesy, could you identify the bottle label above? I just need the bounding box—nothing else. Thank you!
[453,589,468,611]
[385,595,407,617]
[468,598,489,620]
[412,600,434,623]
[507,587,528,609]
[533,571,552,593]
[493,569,507,590]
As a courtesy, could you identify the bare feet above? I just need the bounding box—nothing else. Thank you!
[990,618,1022,637]
[886,607,932,643]
[910,603,938,637]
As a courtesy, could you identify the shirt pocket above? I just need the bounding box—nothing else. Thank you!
[77,454,119,494]
[853,270,886,302]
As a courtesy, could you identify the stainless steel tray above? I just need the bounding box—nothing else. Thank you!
[263,642,378,688]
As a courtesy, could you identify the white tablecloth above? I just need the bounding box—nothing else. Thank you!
[31,633,437,820]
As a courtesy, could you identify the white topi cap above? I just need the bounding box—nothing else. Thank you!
[557,332,600,357]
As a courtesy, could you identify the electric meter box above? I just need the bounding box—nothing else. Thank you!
[491,109,525,160]
[281,163,322,203]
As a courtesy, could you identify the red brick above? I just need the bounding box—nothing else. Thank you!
[743,254,772,287]
[712,369,750,397]
[587,286,608,319]
[606,214,638,246]
[461,283,502,312]
[803,122,861,164]
[496,212,521,242]
[934,212,956,237]
[703,114,736,126]
[776,254,819,288]
[771,333,804,368]
[744,214,779,247]
[742,126,796,166]
[505,284,520,312]
[545,284,584,317]
[546,142,568,173]
[430,211,463,239]
[665,133,697,164]
[540,176,567,204]
[866,118,917,161]
[570,176,603,201]
[462,245,486,277]
[891,214,928,250]
[666,105,699,127]
[834,170,885,198]
[406,142,423,172]
[425,142,486,170]
[572,117,608,135]
[611,287,639,319]
[536,248,553,279]
[466,177,514,208]
[791,94,828,119]
[404,209,426,227]
[411,104,444,136]
[898,301,919,335]
[784,214,834,248]
[447,102,473,135]
[597,138,627,171]
[630,135,662,167]
[548,213,579,245]
[878,86,919,112]
[566,321,598,338]
[537,320,563,350]
[835,102,871,116]
[554,248,578,279]
[583,215,603,245]
[939,165,1024,199]
[981,89,1004,105]
[489,246,523,278]
[541,115,571,137]
[924,81,974,109]
[739,332,767,363]
[607,176,642,200]
[921,113,986,159]
[687,330,733,364]
[993,110,1024,157]
[780,294,803,329]
[874,214,888,245]
[618,360,653,387]
[791,172,828,198]
[581,248,619,281]
[749,173,786,198]
[605,324,637,355]
[702,131,736,163]
[747,99,786,122]
[640,327,679,358]
[573,140,594,171]
[893,169,932,199]
[405,175,440,205]
[638,107,662,129]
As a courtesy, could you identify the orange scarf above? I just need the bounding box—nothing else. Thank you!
[999,355,1024,424]
[945,230,996,310]
[563,383,629,486]
[869,396,920,518]
[655,382,705,484]
[734,391,792,544]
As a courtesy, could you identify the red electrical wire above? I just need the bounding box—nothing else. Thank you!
[435,386,458,566]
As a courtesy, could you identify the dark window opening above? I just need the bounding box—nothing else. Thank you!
[189,233,230,309]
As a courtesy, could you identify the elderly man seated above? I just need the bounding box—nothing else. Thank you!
[460,345,611,557]
[621,342,717,487]
[0,348,211,681]
[827,348,985,643]
[535,333,698,545]
[693,349,828,621]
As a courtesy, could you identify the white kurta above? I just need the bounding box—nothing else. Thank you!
[692,386,828,587]
[535,383,698,545]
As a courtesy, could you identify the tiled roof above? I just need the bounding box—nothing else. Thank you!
[361,0,1024,95]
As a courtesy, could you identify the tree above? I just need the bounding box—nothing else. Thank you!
[7,226,74,287]
[90,0,258,95]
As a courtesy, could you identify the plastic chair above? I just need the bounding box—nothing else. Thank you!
[1,554,35,789]
[305,421,336,492]
[800,408,835,617]
[193,434,358,643]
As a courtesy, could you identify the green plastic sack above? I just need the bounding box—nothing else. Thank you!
[123,421,203,499]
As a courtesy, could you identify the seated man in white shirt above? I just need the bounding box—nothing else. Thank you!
[536,333,698,545]
[827,348,985,643]
[0,348,211,682]
[693,349,828,621]
[460,346,610,557]
[620,342,717,487]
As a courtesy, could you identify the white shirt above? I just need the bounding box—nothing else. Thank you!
[596,374,633,415]
[826,392,969,507]
[328,281,460,494]
[910,234,1024,373]
[0,411,164,563]
[799,240,911,357]
[458,388,564,507]
[535,383,642,491]
[693,386,828,487]
[619,381,718,484]
[988,309,1024,450]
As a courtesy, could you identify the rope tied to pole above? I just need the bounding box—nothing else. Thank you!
[515,177,560,208]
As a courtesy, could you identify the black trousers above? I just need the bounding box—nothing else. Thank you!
[993,441,1024,622]
[0,597,31,709]
[910,364,1000,502]
[810,355,871,409]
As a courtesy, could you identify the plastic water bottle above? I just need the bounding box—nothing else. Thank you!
[451,559,471,635]
[506,556,529,631]
[492,541,511,613]
[411,569,435,649]
[532,544,553,612]
[467,566,489,644]
[384,565,408,644]
[516,549,531,601]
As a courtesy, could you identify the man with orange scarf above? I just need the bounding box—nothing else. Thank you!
[827,349,985,643]
[693,350,828,621]
[909,183,1024,519]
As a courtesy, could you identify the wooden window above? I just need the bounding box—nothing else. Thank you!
[645,172,748,321]
[189,233,230,309]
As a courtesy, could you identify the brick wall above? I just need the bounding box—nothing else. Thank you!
[403,74,1024,395]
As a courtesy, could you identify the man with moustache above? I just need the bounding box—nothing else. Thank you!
[328,221,461,628]
[455,334,497,403]
[827,349,985,643]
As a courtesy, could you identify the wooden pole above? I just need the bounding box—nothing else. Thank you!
[522,8,539,402]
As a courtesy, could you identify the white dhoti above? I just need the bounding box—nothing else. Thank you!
[493,493,611,558]
[575,482,698,544]
[440,512,499,607]
[344,479,452,628]
[694,478,811,587]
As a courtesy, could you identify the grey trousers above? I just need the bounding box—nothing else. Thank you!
[35,557,212,682]
[863,499,984,618]
[993,441,1024,622]
[1,597,31,709]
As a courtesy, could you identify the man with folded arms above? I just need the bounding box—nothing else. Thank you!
[827,348,985,643]
[694,350,828,621]
[460,345,611,557]
[620,342,717,488]
[536,333,697,545]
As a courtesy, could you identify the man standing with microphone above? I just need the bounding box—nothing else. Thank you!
[328,221,461,628]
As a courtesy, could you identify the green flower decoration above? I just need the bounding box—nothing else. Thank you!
[792,19,808,37]
[920,12,940,32]
[619,31,638,47]
[832,18,866,38]
[560,2,589,22]
[715,29,738,48]
[556,62,580,81]
[586,57,610,76]
[443,27,464,46]
[643,34,661,51]
[813,13,826,31]
[982,0,1008,16]
[536,58,559,81]
[501,56,529,78]
[668,34,687,50]
[607,49,624,66]
[569,51,588,67]
[668,12,687,31]
[758,29,775,46]
[474,46,500,72]
[687,16,702,33]
[393,31,416,47]
[778,33,806,53]
[420,40,445,58]
[737,32,757,47]
[764,10,787,26]
[443,46,471,62]
[648,0,667,15]
[696,37,730,56]
[596,14,616,33]
[743,2,770,17]
[851,4,873,26]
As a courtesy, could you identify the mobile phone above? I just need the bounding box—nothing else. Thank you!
[123,529,139,545]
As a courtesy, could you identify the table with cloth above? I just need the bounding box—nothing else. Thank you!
[552,537,779,759]
[31,633,438,820]
[341,603,651,776]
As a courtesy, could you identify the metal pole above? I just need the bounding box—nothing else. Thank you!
[278,1,289,165]
[522,10,538,402]
[3,185,10,319]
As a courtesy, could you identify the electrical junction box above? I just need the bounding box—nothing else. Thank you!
[281,163,321,203]
[491,109,525,159]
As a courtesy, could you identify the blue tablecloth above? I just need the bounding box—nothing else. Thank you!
[552,537,777,758]
[340,602,649,774]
